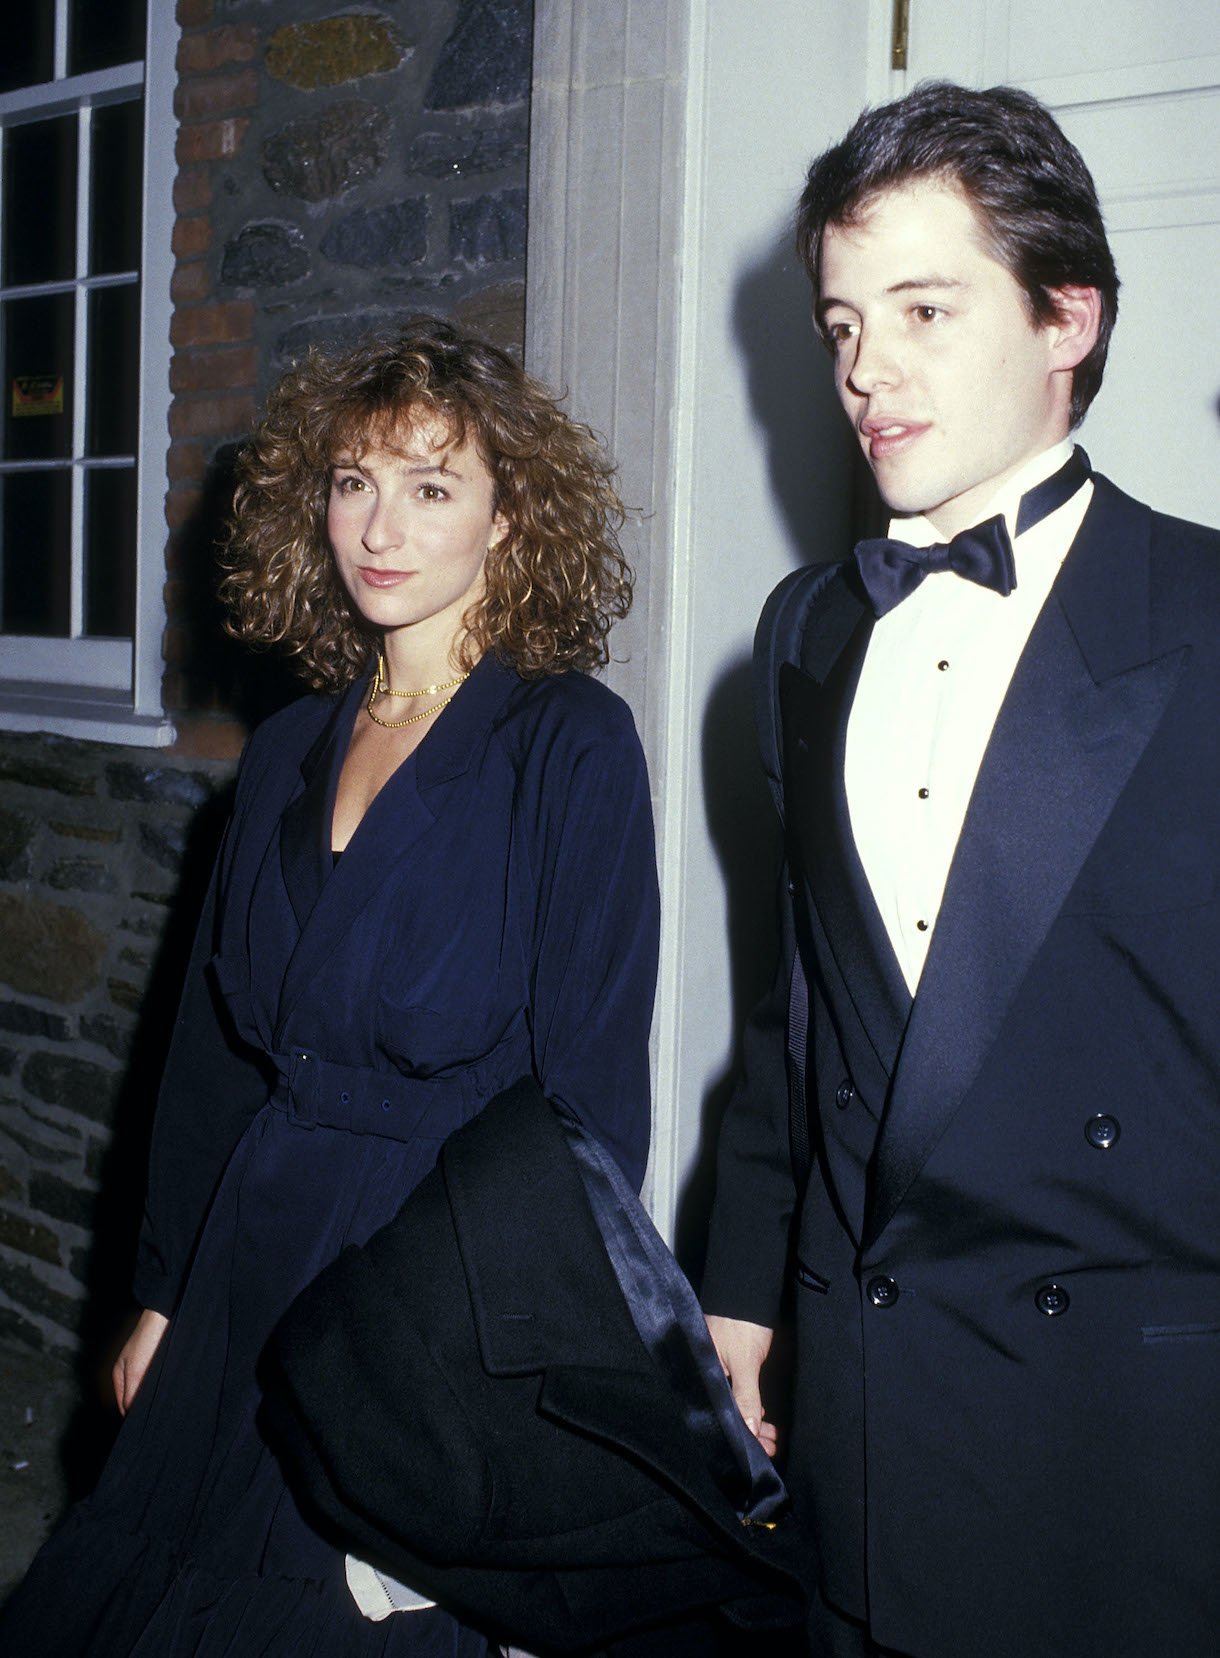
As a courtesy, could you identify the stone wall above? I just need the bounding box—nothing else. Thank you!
[0,734,233,1358]
[0,0,533,1359]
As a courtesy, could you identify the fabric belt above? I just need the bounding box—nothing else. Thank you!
[271,1050,485,1143]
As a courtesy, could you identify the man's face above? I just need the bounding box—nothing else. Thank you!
[819,179,1072,538]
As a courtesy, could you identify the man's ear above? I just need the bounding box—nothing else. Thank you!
[1045,285,1102,372]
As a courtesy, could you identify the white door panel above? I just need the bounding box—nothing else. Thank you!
[903,0,1220,528]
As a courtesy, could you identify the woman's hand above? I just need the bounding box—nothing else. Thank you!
[112,1308,170,1415]
[705,1313,779,1457]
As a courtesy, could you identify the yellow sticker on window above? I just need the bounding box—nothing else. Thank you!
[12,375,64,417]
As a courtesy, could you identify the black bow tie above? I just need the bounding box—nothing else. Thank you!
[853,447,1090,619]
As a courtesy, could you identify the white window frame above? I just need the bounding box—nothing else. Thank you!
[0,3,178,746]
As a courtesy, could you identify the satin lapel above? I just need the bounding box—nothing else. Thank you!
[277,678,365,930]
[866,481,1189,1247]
[274,655,520,1031]
[783,571,912,1076]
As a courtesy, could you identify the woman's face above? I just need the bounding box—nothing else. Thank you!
[326,418,507,654]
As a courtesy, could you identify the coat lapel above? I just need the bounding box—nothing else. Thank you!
[273,655,520,1036]
[783,569,912,1078]
[277,677,365,929]
[866,478,1189,1247]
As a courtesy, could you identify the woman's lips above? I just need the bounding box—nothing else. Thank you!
[357,566,412,588]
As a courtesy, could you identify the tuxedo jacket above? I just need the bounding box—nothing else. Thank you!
[263,1077,816,1654]
[702,474,1220,1658]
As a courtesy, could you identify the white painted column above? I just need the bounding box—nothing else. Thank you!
[528,2,881,1256]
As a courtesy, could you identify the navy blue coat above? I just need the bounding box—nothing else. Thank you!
[703,475,1220,1658]
[135,654,659,1316]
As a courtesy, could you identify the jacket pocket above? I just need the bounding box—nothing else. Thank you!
[795,1258,829,1294]
[1141,1322,1220,1345]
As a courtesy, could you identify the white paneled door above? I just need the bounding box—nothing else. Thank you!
[902,0,1220,527]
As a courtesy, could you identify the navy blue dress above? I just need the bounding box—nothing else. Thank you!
[1,657,660,1656]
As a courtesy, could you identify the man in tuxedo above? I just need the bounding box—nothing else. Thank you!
[701,81,1219,1658]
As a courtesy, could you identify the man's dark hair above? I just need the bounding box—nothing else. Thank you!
[796,81,1119,426]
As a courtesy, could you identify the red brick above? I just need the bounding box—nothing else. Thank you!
[173,167,212,215]
[168,393,257,442]
[166,439,209,483]
[161,668,189,711]
[167,715,248,762]
[176,68,259,122]
[172,216,212,259]
[171,260,212,305]
[170,300,254,348]
[163,486,203,530]
[176,23,257,73]
[176,117,250,165]
[170,344,258,394]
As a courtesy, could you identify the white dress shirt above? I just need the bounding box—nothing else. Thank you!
[844,440,1091,994]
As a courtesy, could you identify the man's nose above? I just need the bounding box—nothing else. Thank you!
[844,325,901,397]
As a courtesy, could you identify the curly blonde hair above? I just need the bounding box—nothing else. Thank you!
[221,316,631,691]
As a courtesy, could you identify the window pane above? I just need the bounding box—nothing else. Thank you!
[2,116,78,286]
[69,0,147,76]
[84,467,136,637]
[1,469,73,636]
[87,284,140,457]
[90,99,144,275]
[4,293,75,462]
[0,9,55,93]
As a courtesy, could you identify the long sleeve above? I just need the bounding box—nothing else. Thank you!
[520,687,660,1191]
[700,864,799,1328]
[131,853,271,1315]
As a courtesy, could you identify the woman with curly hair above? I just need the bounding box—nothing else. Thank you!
[2,318,659,1656]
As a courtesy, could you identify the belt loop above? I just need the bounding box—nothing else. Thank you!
[288,1049,318,1129]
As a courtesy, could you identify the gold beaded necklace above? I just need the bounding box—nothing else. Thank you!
[365,654,468,729]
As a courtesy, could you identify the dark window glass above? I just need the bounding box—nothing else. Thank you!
[69,0,147,76]
[90,99,144,275]
[1,469,73,636]
[87,284,140,457]
[84,466,136,637]
[0,9,55,94]
[2,116,78,286]
[3,293,76,462]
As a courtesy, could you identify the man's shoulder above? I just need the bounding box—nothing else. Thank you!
[755,560,849,668]
[1089,472,1220,556]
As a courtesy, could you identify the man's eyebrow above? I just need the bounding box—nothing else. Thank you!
[886,275,967,295]
[818,275,968,318]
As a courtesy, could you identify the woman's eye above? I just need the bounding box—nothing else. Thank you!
[419,483,448,502]
[913,305,943,323]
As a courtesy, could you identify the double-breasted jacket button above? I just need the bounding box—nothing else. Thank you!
[1084,1113,1121,1149]
[867,1275,899,1308]
[1034,1282,1070,1317]
[835,1079,856,1110]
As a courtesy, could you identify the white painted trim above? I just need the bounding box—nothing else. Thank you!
[1,635,130,687]
[0,11,179,746]
[0,63,143,125]
[647,0,709,1246]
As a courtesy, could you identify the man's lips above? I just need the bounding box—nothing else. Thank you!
[859,417,930,459]
[357,565,413,588]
